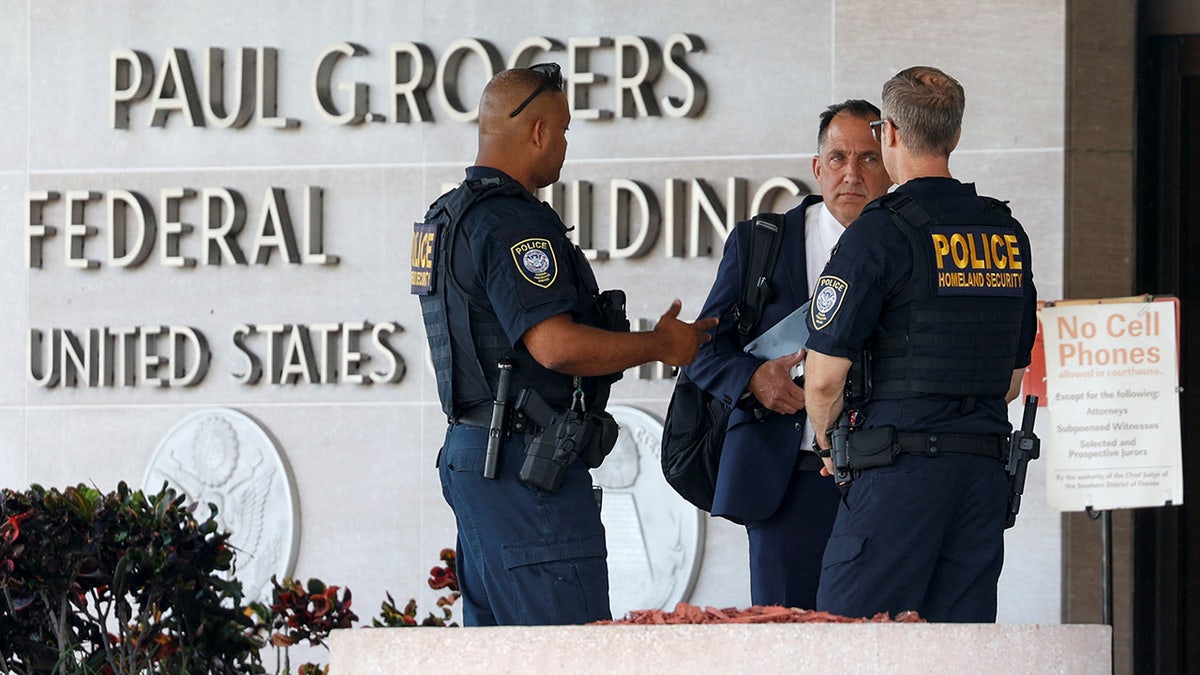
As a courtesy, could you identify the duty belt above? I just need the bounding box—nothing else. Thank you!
[452,403,527,434]
[796,454,825,472]
[893,432,1006,462]
[454,404,503,427]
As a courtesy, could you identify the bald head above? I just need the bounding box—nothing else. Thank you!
[475,66,570,192]
[478,68,557,132]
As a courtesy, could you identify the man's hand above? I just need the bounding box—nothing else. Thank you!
[747,351,805,415]
[652,299,719,367]
[819,457,835,477]
[804,350,852,466]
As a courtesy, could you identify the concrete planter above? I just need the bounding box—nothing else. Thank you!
[330,622,1111,674]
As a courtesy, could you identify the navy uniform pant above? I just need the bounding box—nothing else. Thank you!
[745,468,841,609]
[816,453,1009,622]
[438,422,611,626]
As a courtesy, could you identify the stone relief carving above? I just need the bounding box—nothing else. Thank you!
[144,408,299,602]
[595,405,704,619]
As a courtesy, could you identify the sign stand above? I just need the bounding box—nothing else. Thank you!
[1038,294,1182,671]
[1086,505,1114,674]
[1085,506,1113,626]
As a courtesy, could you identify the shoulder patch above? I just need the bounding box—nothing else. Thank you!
[410,221,437,296]
[511,237,558,288]
[810,275,849,330]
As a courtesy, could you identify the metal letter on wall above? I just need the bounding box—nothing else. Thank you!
[594,406,703,618]
[144,408,300,602]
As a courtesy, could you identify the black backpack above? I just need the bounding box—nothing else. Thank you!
[660,213,785,512]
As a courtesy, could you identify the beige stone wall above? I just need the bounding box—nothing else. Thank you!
[0,0,1069,624]
[1062,0,1137,671]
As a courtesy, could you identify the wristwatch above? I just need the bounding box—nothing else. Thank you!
[812,441,831,458]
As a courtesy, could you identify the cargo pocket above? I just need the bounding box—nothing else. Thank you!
[500,534,609,623]
[821,534,865,571]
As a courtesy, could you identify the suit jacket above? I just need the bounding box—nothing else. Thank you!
[684,195,821,523]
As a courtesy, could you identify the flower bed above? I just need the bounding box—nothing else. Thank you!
[597,602,923,624]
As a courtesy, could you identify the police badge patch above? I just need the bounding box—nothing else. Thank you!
[511,237,557,288]
[810,275,849,330]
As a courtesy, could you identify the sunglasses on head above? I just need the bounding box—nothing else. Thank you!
[508,63,563,117]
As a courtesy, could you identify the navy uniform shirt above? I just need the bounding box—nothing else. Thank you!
[805,177,1037,435]
[452,166,603,409]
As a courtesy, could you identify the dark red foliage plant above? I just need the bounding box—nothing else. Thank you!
[0,482,263,675]
[372,548,461,628]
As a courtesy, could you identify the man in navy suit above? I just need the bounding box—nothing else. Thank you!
[684,100,892,608]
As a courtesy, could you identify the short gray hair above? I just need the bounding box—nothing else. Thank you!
[881,66,964,157]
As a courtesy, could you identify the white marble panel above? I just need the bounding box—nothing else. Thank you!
[950,149,1066,302]
[688,513,753,609]
[28,1,837,171]
[5,0,1074,628]
[833,0,1067,153]
[23,406,184,488]
[23,166,429,407]
[1,177,30,406]
[0,409,28,490]
[252,402,432,616]
[998,400,1060,624]
[0,3,27,171]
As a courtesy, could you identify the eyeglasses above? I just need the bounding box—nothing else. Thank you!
[508,63,563,117]
[870,118,898,143]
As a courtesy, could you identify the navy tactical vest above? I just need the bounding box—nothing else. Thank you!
[413,176,612,417]
[867,193,1028,400]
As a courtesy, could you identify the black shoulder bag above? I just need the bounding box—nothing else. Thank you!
[660,213,785,511]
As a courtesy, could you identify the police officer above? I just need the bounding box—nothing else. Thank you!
[413,64,717,626]
[804,66,1037,622]
[686,100,892,609]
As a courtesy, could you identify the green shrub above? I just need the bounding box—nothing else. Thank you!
[0,482,261,674]
[1,482,460,674]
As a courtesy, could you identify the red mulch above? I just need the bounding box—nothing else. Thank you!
[594,602,923,625]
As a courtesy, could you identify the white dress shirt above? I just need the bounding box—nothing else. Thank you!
[801,201,846,451]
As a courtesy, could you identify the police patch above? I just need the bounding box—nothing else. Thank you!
[410,221,437,296]
[927,225,1025,297]
[511,237,558,288]
[810,275,848,331]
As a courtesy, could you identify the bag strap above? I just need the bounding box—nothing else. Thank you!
[733,212,785,345]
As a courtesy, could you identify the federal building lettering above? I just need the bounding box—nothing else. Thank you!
[36,32,796,265]
[28,322,404,388]
[25,186,335,270]
[109,34,707,130]
[24,31,798,390]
